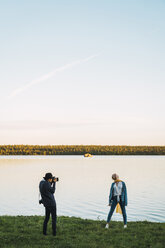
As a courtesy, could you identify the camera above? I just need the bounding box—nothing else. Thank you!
[52,176,59,182]
[39,199,43,204]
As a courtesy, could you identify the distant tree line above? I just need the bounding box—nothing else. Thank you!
[0,145,165,155]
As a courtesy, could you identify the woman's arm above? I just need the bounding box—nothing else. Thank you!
[109,183,114,205]
[123,182,128,206]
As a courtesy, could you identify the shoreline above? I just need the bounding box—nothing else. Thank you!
[0,154,165,156]
[0,145,165,156]
[1,214,164,223]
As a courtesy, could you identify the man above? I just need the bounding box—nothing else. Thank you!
[39,172,58,236]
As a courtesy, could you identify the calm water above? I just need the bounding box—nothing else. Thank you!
[0,156,164,222]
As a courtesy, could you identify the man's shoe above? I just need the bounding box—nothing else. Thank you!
[124,225,127,228]
[105,223,109,229]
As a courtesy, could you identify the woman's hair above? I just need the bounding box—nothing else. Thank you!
[112,173,119,180]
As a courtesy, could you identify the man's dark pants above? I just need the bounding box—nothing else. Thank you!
[43,205,57,235]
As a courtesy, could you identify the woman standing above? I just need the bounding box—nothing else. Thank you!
[105,173,127,228]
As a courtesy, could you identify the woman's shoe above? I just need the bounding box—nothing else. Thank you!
[105,223,109,229]
[124,225,127,228]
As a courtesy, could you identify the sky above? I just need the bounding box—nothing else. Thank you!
[0,0,165,145]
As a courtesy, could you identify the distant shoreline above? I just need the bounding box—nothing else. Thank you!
[0,145,165,155]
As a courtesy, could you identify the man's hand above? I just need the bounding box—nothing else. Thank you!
[53,178,58,182]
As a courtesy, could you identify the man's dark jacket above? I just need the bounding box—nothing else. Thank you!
[39,179,56,207]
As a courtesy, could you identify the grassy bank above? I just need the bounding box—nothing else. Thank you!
[0,216,164,248]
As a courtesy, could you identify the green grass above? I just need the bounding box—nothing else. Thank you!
[0,216,164,248]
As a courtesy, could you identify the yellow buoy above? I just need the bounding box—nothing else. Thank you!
[84,153,93,157]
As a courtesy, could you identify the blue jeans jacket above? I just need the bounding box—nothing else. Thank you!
[109,181,128,206]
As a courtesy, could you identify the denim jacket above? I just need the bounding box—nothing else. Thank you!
[109,181,128,206]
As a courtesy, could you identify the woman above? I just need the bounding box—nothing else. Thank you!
[105,173,127,228]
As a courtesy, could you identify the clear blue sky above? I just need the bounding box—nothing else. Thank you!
[0,0,165,145]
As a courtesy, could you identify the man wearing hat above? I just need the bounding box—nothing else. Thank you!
[39,172,58,236]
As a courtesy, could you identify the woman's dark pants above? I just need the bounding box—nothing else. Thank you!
[43,205,57,235]
[107,197,127,225]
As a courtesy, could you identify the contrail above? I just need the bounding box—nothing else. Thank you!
[9,54,100,98]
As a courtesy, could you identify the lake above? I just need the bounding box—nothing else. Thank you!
[0,156,164,222]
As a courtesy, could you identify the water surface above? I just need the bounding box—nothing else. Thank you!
[0,156,164,222]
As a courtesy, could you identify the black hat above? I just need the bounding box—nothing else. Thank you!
[44,173,53,181]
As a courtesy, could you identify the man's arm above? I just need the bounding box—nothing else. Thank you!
[48,181,56,194]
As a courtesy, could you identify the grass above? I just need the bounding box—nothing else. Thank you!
[0,216,164,248]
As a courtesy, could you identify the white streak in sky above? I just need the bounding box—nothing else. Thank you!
[9,54,99,98]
